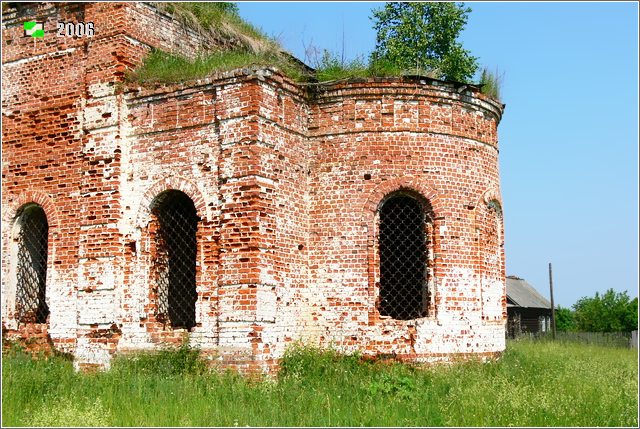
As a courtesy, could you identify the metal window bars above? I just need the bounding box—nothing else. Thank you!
[151,191,199,330]
[378,194,429,320]
[15,205,49,323]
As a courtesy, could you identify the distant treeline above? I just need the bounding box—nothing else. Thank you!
[556,289,637,332]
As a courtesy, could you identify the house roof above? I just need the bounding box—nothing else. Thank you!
[506,276,551,309]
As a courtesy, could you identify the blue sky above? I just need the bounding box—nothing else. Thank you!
[237,1,639,308]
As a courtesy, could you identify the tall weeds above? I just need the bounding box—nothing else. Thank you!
[3,340,637,426]
[479,67,504,101]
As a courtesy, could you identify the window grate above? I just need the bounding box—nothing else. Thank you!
[378,194,429,320]
[15,205,49,323]
[152,191,198,330]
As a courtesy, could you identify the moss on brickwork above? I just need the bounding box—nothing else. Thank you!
[132,3,502,101]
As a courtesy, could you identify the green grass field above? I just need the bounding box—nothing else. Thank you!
[2,339,637,427]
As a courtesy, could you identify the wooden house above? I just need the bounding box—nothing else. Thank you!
[506,276,552,337]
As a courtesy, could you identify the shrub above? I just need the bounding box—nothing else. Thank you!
[555,305,576,331]
[367,370,419,400]
[573,289,638,332]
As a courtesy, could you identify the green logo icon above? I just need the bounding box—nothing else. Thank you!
[24,22,45,38]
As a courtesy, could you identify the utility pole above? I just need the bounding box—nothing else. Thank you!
[549,262,556,340]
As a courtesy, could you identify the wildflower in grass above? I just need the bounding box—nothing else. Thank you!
[26,398,111,427]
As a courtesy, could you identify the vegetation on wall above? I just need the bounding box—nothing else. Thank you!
[128,2,310,85]
[129,2,503,101]
[309,50,410,82]
[370,2,478,83]
[128,49,306,85]
[479,67,503,101]
[152,2,274,54]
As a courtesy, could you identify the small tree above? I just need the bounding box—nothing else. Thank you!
[572,289,638,332]
[554,306,576,332]
[370,2,478,82]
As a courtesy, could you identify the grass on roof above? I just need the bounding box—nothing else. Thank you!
[129,3,503,102]
[127,2,309,85]
[152,2,277,55]
[479,67,503,101]
[127,49,307,85]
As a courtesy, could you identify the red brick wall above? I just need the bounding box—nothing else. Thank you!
[304,79,505,360]
[2,2,506,371]
[3,2,90,355]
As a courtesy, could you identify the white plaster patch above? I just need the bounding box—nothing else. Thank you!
[78,257,117,291]
[217,323,254,348]
[78,290,117,325]
[218,284,276,322]
[83,128,120,158]
[116,322,155,351]
[84,96,119,130]
[2,47,76,67]
[482,276,504,321]
[74,337,112,370]
[254,284,276,322]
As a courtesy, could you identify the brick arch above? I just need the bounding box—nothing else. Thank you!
[474,187,505,322]
[474,187,503,223]
[135,176,209,228]
[362,176,442,224]
[473,187,504,244]
[3,191,58,325]
[6,191,60,228]
[362,176,441,323]
[478,187,502,208]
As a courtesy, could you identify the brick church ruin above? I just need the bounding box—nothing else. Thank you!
[2,2,506,371]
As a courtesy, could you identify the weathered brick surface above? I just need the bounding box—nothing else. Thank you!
[2,2,506,372]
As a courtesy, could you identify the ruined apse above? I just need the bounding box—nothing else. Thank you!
[1,2,507,372]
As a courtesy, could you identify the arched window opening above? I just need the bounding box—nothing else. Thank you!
[378,192,430,320]
[487,199,503,219]
[151,191,198,330]
[15,204,49,323]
